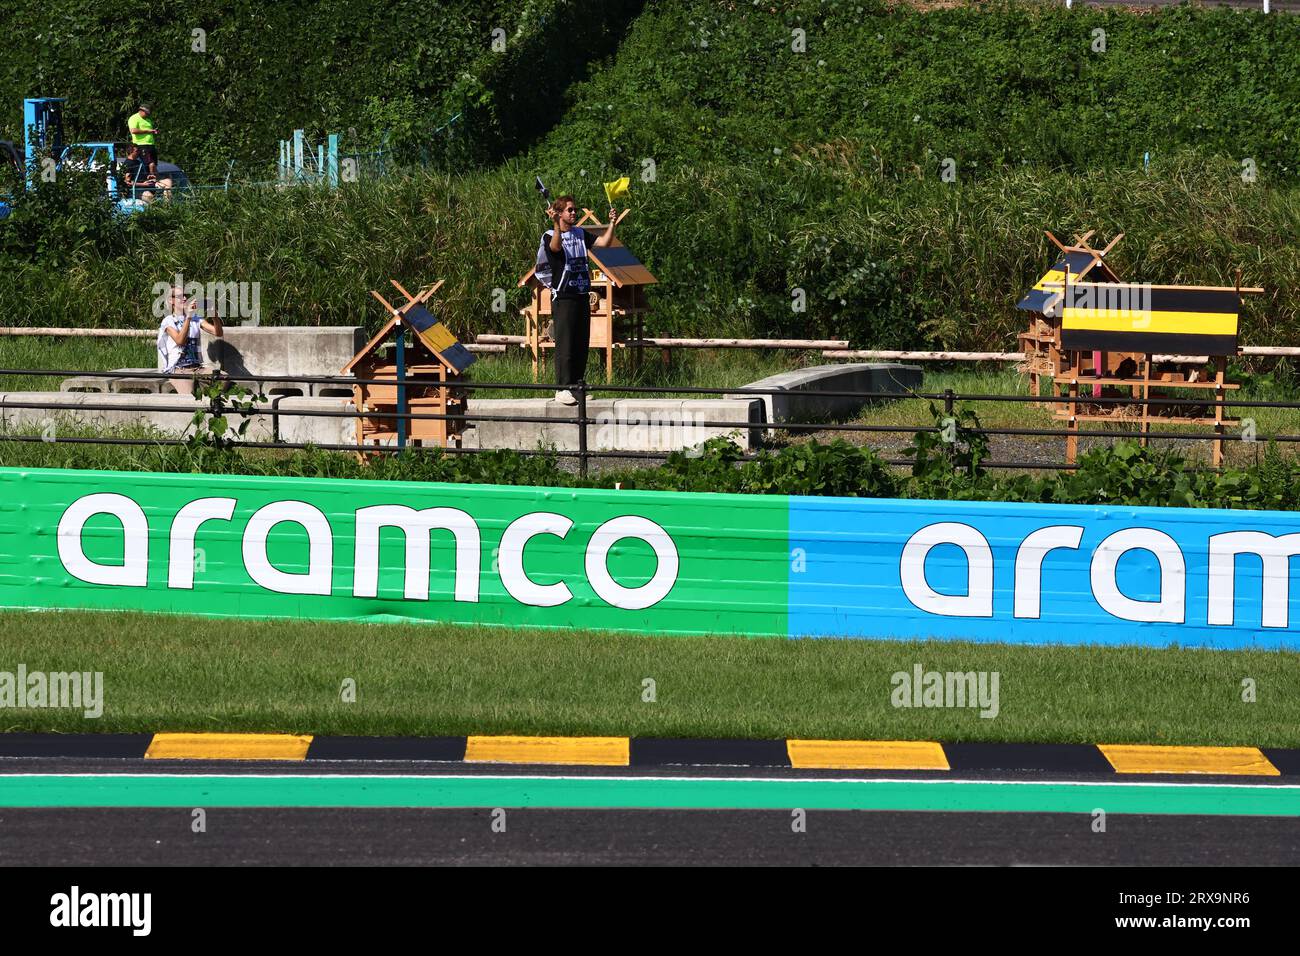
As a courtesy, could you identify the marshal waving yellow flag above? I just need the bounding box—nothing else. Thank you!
[603,176,630,205]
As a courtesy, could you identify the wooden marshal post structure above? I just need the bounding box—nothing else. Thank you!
[342,279,475,457]
[1015,229,1263,466]
[519,208,656,382]
[1017,230,1126,398]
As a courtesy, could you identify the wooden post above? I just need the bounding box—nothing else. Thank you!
[1139,356,1151,450]
[604,283,615,382]
[528,290,541,382]
[394,322,407,450]
[634,310,644,375]
[1066,351,1079,464]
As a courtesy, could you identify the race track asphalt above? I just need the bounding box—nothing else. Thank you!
[5,806,1300,866]
[3,759,1298,866]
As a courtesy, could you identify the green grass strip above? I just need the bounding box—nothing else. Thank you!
[4,774,1299,815]
[2,610,1300,746]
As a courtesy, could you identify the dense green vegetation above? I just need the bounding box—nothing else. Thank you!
[535,0,1300,179]
[0,0,643,178]
[2,1,1296,349]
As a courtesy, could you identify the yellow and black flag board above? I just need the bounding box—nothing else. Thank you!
[1060,283,1241,356]
[1017,251,1121,314]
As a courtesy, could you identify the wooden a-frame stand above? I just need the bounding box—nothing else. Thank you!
[343,278,472,460]
[519,207,655,383]
[1017,228,1261,467]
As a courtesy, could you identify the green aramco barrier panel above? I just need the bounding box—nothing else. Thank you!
[0,468,789,637]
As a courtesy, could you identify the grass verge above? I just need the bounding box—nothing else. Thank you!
[0,609,1295,746]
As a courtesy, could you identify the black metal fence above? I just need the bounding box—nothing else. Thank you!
[1,367,1297,476]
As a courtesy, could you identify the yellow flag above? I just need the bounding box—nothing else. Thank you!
[603,176,630,205]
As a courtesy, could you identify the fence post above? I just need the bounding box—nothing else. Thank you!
[577,380,589,478]
[943,388,956,464]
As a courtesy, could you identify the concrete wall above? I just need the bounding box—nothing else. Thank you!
[0,392,275,442]
[206,326,366,396]
[727,362,923,423]
[0,393,759,453]
[459,398,765,452]
[58,327,368,398]
[273,396,357,446]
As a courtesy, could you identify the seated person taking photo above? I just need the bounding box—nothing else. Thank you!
[157,287,223,394]
[119,156,173,203]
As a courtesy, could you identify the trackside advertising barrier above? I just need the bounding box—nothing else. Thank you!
[0,468,1296,649]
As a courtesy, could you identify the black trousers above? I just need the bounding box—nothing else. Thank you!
[551,294,590,389]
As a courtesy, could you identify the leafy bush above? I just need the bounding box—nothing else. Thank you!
[0,0,641,180]
[0,157,124,268]
[6,415,1300,512]
[536,0,1300,181]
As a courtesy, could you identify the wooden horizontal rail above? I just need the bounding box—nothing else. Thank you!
[823,349,1025,362]
[480,333,850,349]
[4,328,1299,362]
[627,338,850,349]
[0,328,155,338]
[0,327,503,352]
[825,348,1300,363]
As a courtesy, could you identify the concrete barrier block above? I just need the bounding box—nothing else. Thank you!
[282,327,368,378]
[59,376,115,393]
[457,398,762,452]
[273,396,356,447]
[0,391,196,435]
[205,329,283,381]
[728,362,922,424]
[204,326,365,383]
[0,392,273,441]
[107,368,177,395]
[605,400,685,450]
[461,399,584,451]
[678,398,764,450]
[313,379,358,399]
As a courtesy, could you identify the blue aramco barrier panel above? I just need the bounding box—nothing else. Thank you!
[788,497,1300,650]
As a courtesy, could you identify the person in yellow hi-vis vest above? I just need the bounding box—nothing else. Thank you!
[127,103,159,181]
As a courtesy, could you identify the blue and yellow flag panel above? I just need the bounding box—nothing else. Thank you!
[405,304,476,372]
[1060,284,1240,355]
[587,241,657,287]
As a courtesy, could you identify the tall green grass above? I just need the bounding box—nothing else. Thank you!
[3,155,1295,352]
